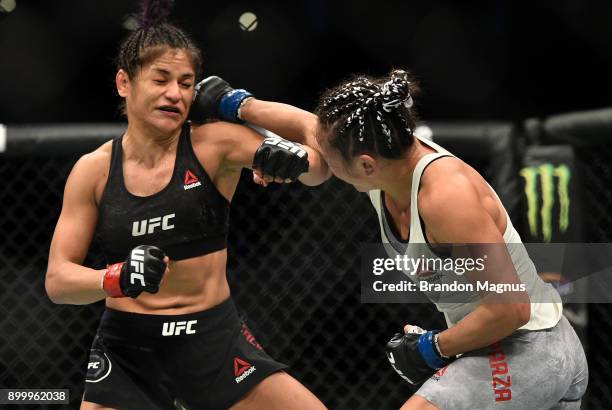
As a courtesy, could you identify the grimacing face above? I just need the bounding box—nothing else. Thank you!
[120,48,196,135]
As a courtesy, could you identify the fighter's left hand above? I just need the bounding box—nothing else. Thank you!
[252,137,309,186]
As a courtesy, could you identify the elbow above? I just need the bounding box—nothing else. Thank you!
[44,270,64,304]
[514,301,531,328]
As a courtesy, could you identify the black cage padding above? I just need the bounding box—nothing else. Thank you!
[427,122,522,223]
[542,107,612,146]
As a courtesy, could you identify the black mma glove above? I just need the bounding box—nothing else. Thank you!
[385,326,454,385]
[189,76,253,124]
[103,245,167,298]
[253,136,309,181]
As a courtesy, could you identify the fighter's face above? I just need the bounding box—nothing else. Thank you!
[119,48,195,135]
[318,133,375,192]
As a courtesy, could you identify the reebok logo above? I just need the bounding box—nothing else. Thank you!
[183,169,202,190]
[162,320,198,336]
[234,357,256,383]
[132,213,175,236]
[432,365,449,381]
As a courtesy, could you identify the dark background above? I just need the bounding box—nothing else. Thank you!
[1,0,612,124]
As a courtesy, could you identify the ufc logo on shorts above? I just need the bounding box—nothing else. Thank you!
[162,320,198,336]
[129,249,145,286]
[132,213,175,236]
[263,137,306,158]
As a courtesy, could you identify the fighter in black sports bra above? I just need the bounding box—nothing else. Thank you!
[44,3,329,407]
[96,122,229,264]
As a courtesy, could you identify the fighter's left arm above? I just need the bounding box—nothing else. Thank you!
[417,171,531,357]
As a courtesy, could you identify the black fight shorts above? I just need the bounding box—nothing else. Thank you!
[83,298,287,410]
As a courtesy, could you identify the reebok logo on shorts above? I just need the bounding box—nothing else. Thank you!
[234,357,256,383]
[183,169,202,190]
[431,365,449,381]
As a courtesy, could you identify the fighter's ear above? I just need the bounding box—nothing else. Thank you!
[116,69,130,98]
[357,154,377,176]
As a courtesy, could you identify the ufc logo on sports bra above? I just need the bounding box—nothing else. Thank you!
[162,320,198,336]
[132,213,175,236]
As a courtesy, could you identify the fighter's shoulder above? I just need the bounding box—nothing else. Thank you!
[418,157,480,217]
[75,140,112,173]
[67,140,113,192]
[420,155,468,187]
[191,121,251,145]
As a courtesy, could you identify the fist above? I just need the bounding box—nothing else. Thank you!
[252,137,309,182]
[104,245,168,298]
[189,76,253,123]
[385,325,453,385]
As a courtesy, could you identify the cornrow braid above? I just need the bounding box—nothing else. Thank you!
[315,69,420,163]
[116,0,202,81]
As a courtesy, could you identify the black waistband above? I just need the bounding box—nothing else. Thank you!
[98,298,238,342]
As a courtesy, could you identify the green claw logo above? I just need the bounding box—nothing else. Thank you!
[520,164,571,243]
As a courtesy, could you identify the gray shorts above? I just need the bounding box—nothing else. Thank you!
[416,315,588,409]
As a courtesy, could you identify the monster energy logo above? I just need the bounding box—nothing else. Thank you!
[520,164,571,243]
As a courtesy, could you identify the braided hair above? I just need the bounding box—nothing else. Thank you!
[315,69,420,163]
[116,0,202,80]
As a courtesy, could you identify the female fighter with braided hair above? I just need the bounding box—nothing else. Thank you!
[44,1,327,409]
[193,70,588,409]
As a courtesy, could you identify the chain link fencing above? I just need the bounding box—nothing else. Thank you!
[0,117,608,409]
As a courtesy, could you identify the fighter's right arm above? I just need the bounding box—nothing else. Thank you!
[45,151,108,305]
[239,98,320,150]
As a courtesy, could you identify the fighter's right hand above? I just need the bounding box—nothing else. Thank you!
[103,245,167,298]
[188,76,254,124]
[385,326,454,385]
